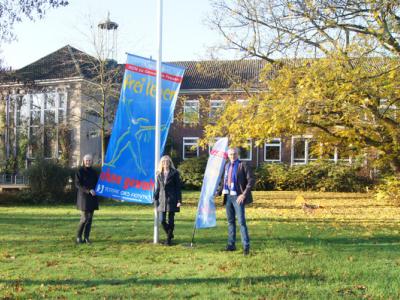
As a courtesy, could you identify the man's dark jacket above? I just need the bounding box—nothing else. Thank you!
[218,160,255,205]
[75,166,99,211]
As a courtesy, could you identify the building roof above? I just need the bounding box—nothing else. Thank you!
[0,45,99,83]
[1,45,395,91]
[0,45,269,90]
[171,60,268,90]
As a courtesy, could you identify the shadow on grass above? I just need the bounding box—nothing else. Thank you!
[1,209,399,254]
[0,215,156,225]
[0,273,324,287]
[267,235,400,246]
[251,204,393,209]
[260,218,400,225]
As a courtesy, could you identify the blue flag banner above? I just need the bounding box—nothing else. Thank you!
[195,137,229,229]
[95,54,185,203]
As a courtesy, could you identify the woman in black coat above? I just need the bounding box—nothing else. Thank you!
[75,154,99,244]
[154,155,182,245]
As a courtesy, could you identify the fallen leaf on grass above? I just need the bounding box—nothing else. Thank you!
[2,292,16,300]
[229,287,242,294]
[46,260,59,267]
[13,281,23,293]
[218,265,229,272]
[3,253,16,260]
[337,285,367,296]
[295,195,305,206]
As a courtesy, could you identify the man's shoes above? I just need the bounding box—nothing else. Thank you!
[243,248,250,256]
[83,238,91,244]
[224,245,236,251]
[76,237,83,244]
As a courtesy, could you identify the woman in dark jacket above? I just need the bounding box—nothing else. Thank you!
[154,155,182,245]
[75,154,99,244]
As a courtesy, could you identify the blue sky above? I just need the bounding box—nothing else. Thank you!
[2,0,226,69]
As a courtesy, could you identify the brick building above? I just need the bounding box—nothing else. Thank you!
[0,45,337,171]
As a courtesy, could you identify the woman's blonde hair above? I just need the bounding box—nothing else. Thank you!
[157,155,175,174]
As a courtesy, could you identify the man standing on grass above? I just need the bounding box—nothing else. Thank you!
[217,147,255,256]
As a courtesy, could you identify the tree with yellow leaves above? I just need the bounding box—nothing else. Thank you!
[206,0,400,173]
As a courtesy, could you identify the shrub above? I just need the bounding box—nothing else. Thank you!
[177,156,208,190]
[286,164,323,190]
[255,163,288,190]
[376,176,400,206]
[25,159,75,204]
[0,191,25,205]
[316,162,372,192]
[255,161,371,192]
[254,163,270,190]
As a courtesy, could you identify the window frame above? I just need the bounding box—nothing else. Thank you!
[183,99,200,124]
[291,135,313,165]
[209,100,224,123]
[6,92,68,160]
[182,137,199,160]
[264,138,282,162]
[236,99,249,106]
[291,136,352,165]
[238,139,252,161]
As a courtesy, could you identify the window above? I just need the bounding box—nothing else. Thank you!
[28,126,42,158]
[30,110,41,126]
[58,92,67,123]
[264,139,281,162]
[31,94,42,110]
[209,100,224,123]
[292,138,306,164]
[307,140,319,162]
[291,136,352,165]
[15,95,29,127]
[44,128,57,158]
[291,136,313,165]
[30,94,42,126]
[238,139,252,161]
[43,93,58,158]
[332,147,352,163]
[183,100,199,124]
[236,99,249,106]
[44,110,56,124]
[6,92,68,160]
[183,137,199,159]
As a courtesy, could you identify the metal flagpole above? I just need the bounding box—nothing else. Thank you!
[190,221,197,247]
[190,186,203,247]
[154,0,163,244]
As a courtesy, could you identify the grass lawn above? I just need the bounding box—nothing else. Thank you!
[1,191,400,299]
